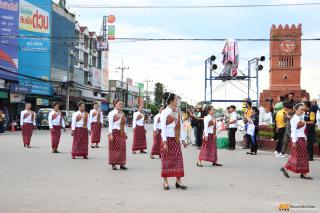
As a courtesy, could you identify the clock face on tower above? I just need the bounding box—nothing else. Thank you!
[280,39,296,53]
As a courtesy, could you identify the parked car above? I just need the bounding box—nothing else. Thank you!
[61,110,75,128]
[37,108,52,130]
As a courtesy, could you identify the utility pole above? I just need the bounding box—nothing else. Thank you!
[66,48,74,113]
[116,59,129,104]
[143,73,153,109]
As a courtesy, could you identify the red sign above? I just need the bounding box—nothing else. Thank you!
[107,15,116,24]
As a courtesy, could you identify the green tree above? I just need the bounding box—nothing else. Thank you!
[147,102,159,115]
[154,82,164,107]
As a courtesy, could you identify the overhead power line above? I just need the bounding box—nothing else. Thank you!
[67,2,320,9]
[1,35,320,42]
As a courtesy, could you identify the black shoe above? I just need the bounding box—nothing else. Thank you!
[175,182,188,190]
[140,150,147,154]
[91,145,95,148]
[163,185,170,190]
[280,167,290,178]
[150,155,155,159]
[112,166,117,170]
[95,145,99,148]
[197,162,203,167]
[246,152,253,155]
[213,163,222,167]
[120,165,128,170]
[242,147,249,149]
[300,174,313,180]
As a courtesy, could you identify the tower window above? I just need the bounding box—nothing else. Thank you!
[278,57,294,68]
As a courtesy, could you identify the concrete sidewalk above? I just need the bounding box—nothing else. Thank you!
[0,124,319,213]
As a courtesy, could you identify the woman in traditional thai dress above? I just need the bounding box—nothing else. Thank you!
[280,103,313,180]
[150,106,164,159]
[197,106,222,167]
[160,92,188,190]
[108,100,128,170]
[71,101,90,159]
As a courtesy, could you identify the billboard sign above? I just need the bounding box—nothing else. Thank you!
[97,41,108,51]
[10,93,25,103]
[90,67,102,88]
[18,0,52,95]
[0,0,19,81]
[107,15,115,40]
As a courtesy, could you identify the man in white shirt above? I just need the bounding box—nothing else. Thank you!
[132,105,147,154]
[48,102,66,153]
[20,102,36,148]
[227,105,238,150]
[89,102,104,148]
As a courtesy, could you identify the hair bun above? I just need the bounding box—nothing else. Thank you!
[162,92,170,101]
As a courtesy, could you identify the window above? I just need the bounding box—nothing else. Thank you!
[278,57,293,68]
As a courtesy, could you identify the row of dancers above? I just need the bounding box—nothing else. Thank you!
[19,92,223,190]
[18,92,313,191]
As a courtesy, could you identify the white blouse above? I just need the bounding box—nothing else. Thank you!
[160,107,186,142]
[108,109,127,135]
[133,111,144,128]
[89,109,103,124]
[48,110,66,129]
[229,111,238,128]
[20,110,36,126]
[71,111,90,131]
[290,114,306,143]
[203,115,215,137]
[153,113,161,131]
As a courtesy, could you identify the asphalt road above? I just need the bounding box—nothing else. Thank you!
[0,125,319,213]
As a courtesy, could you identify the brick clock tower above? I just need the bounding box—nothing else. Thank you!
[260,24,309,108]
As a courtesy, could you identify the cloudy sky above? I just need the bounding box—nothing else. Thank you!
[54,0,320,107]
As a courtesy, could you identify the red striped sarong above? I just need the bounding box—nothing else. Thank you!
[91,122,102,144]
[161,137,184,178]
[199,133,218,163]
[151,130,162,156]
[50,125,62,150]
[22,123,33,145]
[132,125,147,151]
[72,127,89,157]
[109,129,126,165]
[285,137,309,174]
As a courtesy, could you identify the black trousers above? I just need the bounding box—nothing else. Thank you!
[275,128,285,153]
[196,124,204,147]
[245,134,251,148]
[0,122,4,133]
[306,129,316,161]
[228,128,237,149]
[248,128,259,153]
